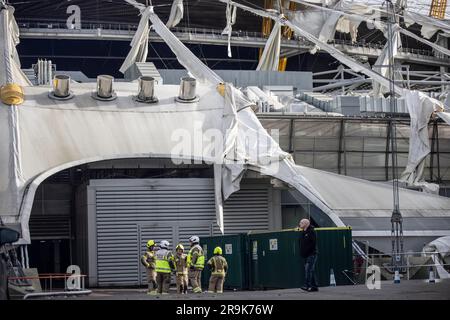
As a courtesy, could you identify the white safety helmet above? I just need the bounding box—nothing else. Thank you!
[189,235,200,244]
[159,240,170,249]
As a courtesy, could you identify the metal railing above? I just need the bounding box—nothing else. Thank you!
[352,251,450,282]
[15,18,444,60]
[8,273,91,299]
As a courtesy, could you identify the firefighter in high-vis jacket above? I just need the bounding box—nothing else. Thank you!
[187,235,205,293]
[207,246,228,294]
[155,240,175,294]
[141,239,157,295]
[174,243,188,294]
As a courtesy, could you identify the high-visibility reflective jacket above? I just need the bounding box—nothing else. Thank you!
[155,249,175,274]
[141,250,156,269]
[187,244,205,270]
[207,255,228,276]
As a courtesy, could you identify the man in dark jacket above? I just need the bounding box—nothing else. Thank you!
[299,219,318,292]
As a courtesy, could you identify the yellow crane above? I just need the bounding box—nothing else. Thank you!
[429,0,447,19]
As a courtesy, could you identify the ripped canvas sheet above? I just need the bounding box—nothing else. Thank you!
[400,91,443,192]
[257,22,282,71]
[166,0,184,28]
[119,6,152,74]
[222,1,237,58]
[0,6,32,86]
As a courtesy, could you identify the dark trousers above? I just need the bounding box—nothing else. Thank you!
[304,254,318,289]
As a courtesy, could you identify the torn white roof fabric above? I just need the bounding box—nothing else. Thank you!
[166,0,184,28]
[222,0,237,58]
[119,6,152,74]
[2,5,450,245]
[150,8,223,85]
[0,6,32,86]
[257,22,282,71]
[372,26,402,96]
[400,91,444,192]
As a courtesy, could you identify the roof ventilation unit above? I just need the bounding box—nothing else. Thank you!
[49,74,73,100]
[176,77,199,103]
[134,76,158,103]
[92,75,117,101]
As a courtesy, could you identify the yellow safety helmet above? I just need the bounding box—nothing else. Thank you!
[176,243,184,251]
[146,240,155,248]
[213,247,222,255]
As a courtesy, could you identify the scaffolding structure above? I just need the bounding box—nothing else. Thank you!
[429,0,448,20]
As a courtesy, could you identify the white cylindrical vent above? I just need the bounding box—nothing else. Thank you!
[138,76,156,101]
[43,60,48,85]
[37,59,42,85]
[178,77,197,101]
[48,60,53,85]
[53,74,71,97]
[96,75,114,98]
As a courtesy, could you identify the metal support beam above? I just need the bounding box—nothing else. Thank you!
[385,120,392,181]
[338,119,345,175]
[288,118,295,154]
[430,120,437,181]
[16,22,450,67]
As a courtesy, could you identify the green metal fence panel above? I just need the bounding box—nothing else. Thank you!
[248,227,353,289]
[199,228,353,290]
[315,227,353,287]
[200,234,249,290]
[248,231,303,289]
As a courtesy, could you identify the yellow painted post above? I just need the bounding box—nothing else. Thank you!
[0,83,24,105]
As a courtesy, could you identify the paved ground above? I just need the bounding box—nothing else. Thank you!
[47,279,450,300]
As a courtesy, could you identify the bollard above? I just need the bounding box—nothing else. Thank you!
[394,269,401,284]
[428,266,436,284]
[329,268,336,287]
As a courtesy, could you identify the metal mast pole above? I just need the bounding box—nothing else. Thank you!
[386,0,404,271]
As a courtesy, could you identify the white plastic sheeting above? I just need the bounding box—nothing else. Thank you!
[437,112,450,125]
[2,83,227,242]
[119,6,152,74]
[225,0,402,95]
[222,0,237,58]
[2,7,450,245]
[256,22,282,71]
[372,26,402,96]
[0,6,31,86]
[400,91,444,192]
[296,165,450,218]
[150,9,223,85]
[145,8,450,231]
[423,236,450,279]
[424,236,450,258]
[291,0,450,57]
[287,2,343,54]
[290,0,383,44]
[166,0,184,28]
[400,27,450,58]
[404,11,450,39]
[227,1,448,190]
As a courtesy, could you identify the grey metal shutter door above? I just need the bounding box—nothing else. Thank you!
[138,224,174,286]
[137,223,213,285]
[219,184,270,235]
[95,179,216,287]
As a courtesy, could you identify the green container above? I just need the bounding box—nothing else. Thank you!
[315,227,353,287]
[248,230,302,289]
[200,234,249,290]
[248,227,353,289]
